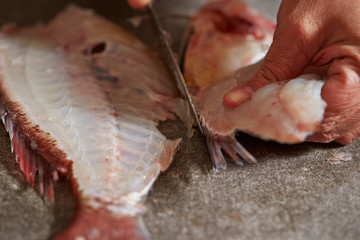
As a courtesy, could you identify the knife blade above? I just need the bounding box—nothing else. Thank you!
[147,5,204,135]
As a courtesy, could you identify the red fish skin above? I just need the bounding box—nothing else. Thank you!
[0,93,72,173]
[0,103,67,201]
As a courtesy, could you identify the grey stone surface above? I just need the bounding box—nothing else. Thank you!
[0,0,360,240]
[146,125,360,240]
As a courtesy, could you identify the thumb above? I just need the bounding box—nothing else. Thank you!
[223,31,311,108]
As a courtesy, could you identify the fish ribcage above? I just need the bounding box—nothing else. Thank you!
[0,36,169,213]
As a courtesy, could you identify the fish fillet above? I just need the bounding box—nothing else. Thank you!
[184,0,327,169]
[0,5,187,240]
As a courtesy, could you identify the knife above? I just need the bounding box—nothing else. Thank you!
[147,5,205,135]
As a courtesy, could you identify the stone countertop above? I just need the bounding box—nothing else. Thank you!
[0,0,359,240]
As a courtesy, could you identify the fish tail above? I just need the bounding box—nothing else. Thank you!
[206,135,257,170]
[53,207,150,240]
[206,136,228,170]
[2,110,58,201]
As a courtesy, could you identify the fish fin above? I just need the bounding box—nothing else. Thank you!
[3,113,58,201]
[53,207,150,240]
[206,135,257,170]
[158,138,181,171]
[206,136,228,170]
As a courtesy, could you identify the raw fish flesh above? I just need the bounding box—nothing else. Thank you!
[0,5,187,240]
[184,0,327,169]
[184,0,275,89]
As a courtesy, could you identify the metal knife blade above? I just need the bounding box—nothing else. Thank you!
[147,5,204,135]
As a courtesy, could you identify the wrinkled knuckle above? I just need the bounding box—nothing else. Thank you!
[258,57,298,83]
[256,62,281,84]
[319,119,336,132]
[309,132,333,143]
[321,131,340,143]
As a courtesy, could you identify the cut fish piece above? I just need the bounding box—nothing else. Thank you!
[198,69,326,142]
[184,0,327,168]
[184,0,274,89]
[0,5,187,239]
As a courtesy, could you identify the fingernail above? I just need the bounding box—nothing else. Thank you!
[128,0,151,9]
[223,86,253,108]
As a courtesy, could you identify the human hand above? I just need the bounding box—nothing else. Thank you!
[127,0,152,9]
[223,0,360,144]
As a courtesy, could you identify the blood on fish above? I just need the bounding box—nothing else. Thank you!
[184,0,275,89]
[209,9,254,34]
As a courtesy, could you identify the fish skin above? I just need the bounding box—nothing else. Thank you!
[0,5,186,239]
[184,0,327,168]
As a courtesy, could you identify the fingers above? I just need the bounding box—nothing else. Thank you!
[307,53,360,144]
[223,0,330,108]
[224,25,313,108]
[335,127,360,145]
[307,111,360,143]
[320,57,360,131]
[307,116,360,144]
[127,0,152,9]
[313,45,360,66]
[223,84,254,108]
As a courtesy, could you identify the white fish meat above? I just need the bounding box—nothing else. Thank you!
[0,6,188,240]
[184,0,327,169]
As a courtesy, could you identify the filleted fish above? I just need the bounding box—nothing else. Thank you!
[0,5,188,240]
